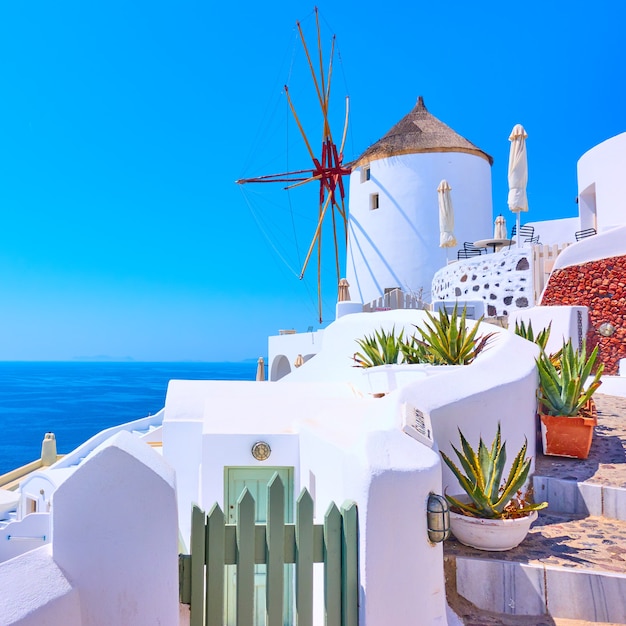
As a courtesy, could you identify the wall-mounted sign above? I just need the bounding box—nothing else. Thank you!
[401,403,434,449]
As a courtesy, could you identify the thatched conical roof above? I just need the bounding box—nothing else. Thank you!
[352,96,493,167]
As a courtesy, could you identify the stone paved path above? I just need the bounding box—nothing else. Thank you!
[446,393,626,625]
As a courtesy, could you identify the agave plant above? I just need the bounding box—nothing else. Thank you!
[406,303,494,365]
[536,338,604,417]
[514,320,562,366]
[353,327,403,368]
[514,319,551,350]
[441,423,548,519]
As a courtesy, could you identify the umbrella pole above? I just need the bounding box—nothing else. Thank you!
[516,212,521,249]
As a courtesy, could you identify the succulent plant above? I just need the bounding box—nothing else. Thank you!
[353,327,403,368]
[441,423,548,519]
[407,303,494,365]
[514,319,562,366]
[536,338,604,417]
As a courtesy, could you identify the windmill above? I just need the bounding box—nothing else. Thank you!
[236,8,351,322]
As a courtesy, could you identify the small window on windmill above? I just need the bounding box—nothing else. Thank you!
[361,166,371,183]
[370,193,379,210]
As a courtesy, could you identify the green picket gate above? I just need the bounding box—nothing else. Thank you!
[180,472,359,626]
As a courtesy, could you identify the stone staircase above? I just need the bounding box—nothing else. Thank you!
[444,393,626,625]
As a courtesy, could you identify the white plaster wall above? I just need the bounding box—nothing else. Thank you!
[0,545,81,626]
[199,433,299,522]
[551,225,626,271]
[284,310,539,495]
[299,423,447,626]
[509,306,589,356]
[163,374,452,624]
[164,379,357,544]
[268,330,324,381]
[18,470,73,518]
[162,419,203,550]
[432,248,534,316]
[52,431,179,626]
[526,217,579,245]
[346,152,493,305]
[0,513,50,564]
[578,132,626,232]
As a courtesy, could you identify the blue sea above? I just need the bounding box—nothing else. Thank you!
[0,361,255,476]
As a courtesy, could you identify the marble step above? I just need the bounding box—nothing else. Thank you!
[444,512,626,624]
[531,393,626,522]
[533,474,626,521]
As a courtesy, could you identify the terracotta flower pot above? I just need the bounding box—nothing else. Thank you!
[539,410,595,459]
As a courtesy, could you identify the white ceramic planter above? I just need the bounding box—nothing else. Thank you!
[449,510,537,551]
[362,363,461,396]
[362,364,428,396]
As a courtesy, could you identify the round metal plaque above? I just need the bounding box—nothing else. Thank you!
[251,441,271,461]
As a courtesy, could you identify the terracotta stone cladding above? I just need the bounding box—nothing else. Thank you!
[540,254,626,375]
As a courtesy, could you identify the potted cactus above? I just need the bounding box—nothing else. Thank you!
[441,423,547,551]
[536,338,604,459]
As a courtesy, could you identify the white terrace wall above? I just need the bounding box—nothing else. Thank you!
[52,431,179,626]
[509,306,589,356]
[0,545,81,625]
[268,330,324,381]
[0,513,49,564]
[0,431,179,626]
[162,377,451,626]
[577,132,626,233]
[432,248,534,317]
[284,310,539,501]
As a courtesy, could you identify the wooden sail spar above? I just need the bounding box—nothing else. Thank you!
[236,8,351,322]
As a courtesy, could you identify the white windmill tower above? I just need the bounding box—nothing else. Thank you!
[345,96,494,305]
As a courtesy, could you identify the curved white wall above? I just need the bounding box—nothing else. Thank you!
[346,152,493,304]
[552,225,626,271]
[578,132,626,232]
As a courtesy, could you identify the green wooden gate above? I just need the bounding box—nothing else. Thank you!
[180,472,359,626]
[224,467,294,625]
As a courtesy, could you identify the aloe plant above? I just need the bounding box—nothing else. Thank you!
[405,303,494,365]
[514,319,562,366]
[514,319,551,350]
[536,338,604,416]
[441,423,548,519]
[353,327,403,368]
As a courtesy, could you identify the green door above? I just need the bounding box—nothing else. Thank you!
[224,467,294,626]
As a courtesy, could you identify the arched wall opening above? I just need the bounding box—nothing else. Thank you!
[270,355,291,381]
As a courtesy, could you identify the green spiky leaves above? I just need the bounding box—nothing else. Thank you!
[353,304,494,368]
[353,327,404,368]
[408,303,495,365]
[536,338,604,416]
[441,423,548,519]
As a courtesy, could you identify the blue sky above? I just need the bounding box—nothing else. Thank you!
[0,0,624,361]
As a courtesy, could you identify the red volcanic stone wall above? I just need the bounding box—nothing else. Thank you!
[540,254,626,375]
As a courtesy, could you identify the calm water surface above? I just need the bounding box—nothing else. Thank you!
[0,361,255,475]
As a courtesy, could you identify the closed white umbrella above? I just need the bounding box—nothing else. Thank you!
[438,180,457,259]
[494,214,507,240]
[337,278,351,302]
[507,124,528,248]
[256,357,265,381]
